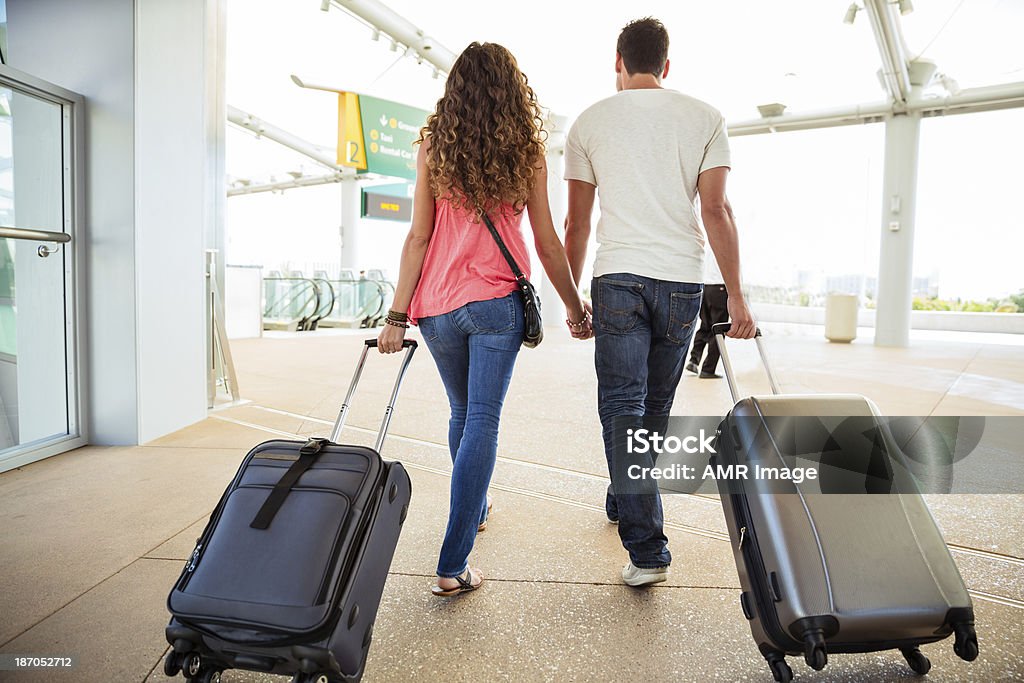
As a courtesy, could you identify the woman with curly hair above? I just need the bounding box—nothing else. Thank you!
[377,42,589,597]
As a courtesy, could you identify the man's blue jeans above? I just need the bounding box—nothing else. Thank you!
[417,292,523,578]
[592,273,703,568]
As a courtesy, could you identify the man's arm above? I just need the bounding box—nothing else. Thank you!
[565,179,596,286]
[697,167,756,339]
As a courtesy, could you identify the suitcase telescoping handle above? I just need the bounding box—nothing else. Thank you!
[712,322,782,404]
[330,339,418,452]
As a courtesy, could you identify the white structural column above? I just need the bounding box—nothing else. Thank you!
[340,178,362,270]
[134,0,222,441]
[541,116,569,326]
[874,111,922,347]
[543,149,568,324]
[205,0,228,301]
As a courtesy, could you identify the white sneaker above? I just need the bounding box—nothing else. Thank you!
[621,562,669,587]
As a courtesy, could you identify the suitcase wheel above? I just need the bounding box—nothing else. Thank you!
[953,623,979,662]
[173,651,222,683]
[803,630,828,671]
[767,657,792,683]
[182,652,202,678]
[198,671,222,683]
[163,651,182,677]
[806,644,827,671]
[901,647,932,676]
[290,674,330,683]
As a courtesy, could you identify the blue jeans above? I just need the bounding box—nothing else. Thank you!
[592,273,703,568]
[417,292,523,577]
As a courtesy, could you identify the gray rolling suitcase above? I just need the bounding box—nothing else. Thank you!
[163,339,417,683]
[710,324,978,682]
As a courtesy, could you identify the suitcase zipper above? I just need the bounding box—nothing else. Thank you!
[177,542,204,591]
[186,544,202,573]
[730,486,803,653]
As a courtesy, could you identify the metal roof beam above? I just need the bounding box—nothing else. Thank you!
[319,1,570,152]
[227,104,352,173]
[730,101,892,136]
[729,81,1024,136]
[864,0,913,106]
[325,0,456,75]
[227,172,348,196]
[913,81,1024,118]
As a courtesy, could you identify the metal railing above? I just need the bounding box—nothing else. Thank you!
[319,279,391,328]
[0,226,71,258]
[0,226,72,243]
[263,277,323,331]
[263,274,395,331]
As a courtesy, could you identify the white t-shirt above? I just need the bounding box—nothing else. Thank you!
[564,88,731,283]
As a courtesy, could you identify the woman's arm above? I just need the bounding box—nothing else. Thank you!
[526,158,587,329]
[377,141,436,353]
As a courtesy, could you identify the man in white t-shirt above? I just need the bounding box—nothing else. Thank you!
[563,16,755,587]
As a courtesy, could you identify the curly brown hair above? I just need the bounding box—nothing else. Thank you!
[418,42,546,215]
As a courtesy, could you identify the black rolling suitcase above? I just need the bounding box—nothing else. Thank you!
[163,339,418,683]
[710,324,978,682]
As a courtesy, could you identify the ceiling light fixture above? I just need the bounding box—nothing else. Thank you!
[757,103,787,118]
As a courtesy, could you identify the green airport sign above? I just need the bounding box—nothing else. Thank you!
[338,93,428,181]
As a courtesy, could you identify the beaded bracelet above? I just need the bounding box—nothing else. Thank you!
[384,318,409,329]
[566,312,592,332]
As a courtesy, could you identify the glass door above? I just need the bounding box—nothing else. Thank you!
[0,65,85,471]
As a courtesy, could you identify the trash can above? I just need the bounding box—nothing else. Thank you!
[825,293,858,343]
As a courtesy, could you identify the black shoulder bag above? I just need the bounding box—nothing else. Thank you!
[480,211,543,348]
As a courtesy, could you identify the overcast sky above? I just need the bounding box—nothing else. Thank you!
[226,0,1023,300]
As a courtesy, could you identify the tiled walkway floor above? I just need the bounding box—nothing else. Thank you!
[2,324,1022,682]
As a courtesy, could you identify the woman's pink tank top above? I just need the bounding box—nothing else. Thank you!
[409,198,531,323]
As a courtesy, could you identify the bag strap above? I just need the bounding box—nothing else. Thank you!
[250,437,330,530]
[480,211,526,281]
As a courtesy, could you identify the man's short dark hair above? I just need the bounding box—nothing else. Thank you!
[616,17,669,77]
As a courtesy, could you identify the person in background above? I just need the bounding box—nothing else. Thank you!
[377,42,591,598]
[686,247,729,379]
[563,17,756,587]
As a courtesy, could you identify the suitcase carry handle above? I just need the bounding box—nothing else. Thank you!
[330,338,418,452]
[712,323,782,404]
[363,339,418,349]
